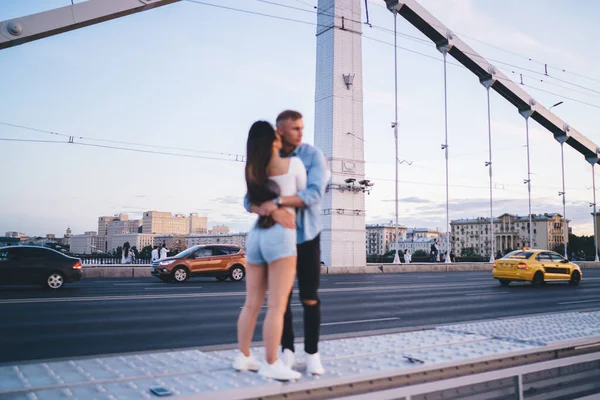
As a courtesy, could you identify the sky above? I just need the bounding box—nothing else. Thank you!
[1,0,600,237]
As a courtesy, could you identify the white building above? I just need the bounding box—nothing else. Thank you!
[190,213,208,234]
[185,233,247,249]
[451,213,568,256]
[366,224,407,255]
[70,231,100,254]
[154,235,187,253]
[142,211,207,235]
[62,227,72,247]
[109,234,155,253]
[5,232,27,239]
[390,237,449,256]
[209,225,230,235]
[406,228,440,240]
[97,214,141,253]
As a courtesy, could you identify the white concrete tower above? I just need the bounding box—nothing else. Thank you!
[315,0,366,268]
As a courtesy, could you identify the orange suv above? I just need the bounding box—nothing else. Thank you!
[151,244,246,282]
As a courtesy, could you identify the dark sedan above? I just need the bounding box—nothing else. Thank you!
[0,246,83,289]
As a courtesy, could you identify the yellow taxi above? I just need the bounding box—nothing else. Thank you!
[492,248,582,286]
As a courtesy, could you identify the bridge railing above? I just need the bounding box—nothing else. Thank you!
[79,256,151,265]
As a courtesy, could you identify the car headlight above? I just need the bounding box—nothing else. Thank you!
[159,260,175,266]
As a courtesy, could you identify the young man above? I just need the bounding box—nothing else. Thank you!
[244,110,329,375]
[151,246,159,262]
[160,244,169,260]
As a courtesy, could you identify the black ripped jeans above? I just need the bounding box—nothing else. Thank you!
[281,234,321,355]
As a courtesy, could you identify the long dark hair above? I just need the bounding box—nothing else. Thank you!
[245,121,280,228]
[123,242,130,258]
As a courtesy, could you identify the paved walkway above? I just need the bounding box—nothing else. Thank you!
[2,311,600,399]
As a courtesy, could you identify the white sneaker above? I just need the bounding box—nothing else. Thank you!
[259,359,301,381]
[281,348,296,369]
[305,352,325,375]
[232,352,261,372]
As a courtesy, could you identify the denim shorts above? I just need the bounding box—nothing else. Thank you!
[245,223,297,265]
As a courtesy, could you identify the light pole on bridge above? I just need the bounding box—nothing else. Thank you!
[437,32,454,264]
[550,100,569,260]
[519,98,536,249]
[480,66,497,263]
[586,153,600,262]
[392,10,400,265]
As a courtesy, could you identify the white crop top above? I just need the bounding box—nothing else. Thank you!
[269,157,307,215]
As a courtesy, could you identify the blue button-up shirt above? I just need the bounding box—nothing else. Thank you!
[244,143,329,244]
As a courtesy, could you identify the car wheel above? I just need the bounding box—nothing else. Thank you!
[569,270,581,286]
[46,272,64,290]
[498,279,511,286]
[216,276,228,282]
[229,265,245,282]
[531,271,544,287]
[172,267,189,283]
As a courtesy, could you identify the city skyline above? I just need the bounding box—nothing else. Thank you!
[2,1,600,237]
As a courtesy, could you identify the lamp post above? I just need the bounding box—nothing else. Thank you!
[519,98,536,248]
[392,11,400,264]
[480,66,497,263]
[556,131,569,259]
[550,100,568,259]
[437,31,454,264]
[587,153,600,262]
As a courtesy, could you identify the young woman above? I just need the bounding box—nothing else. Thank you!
[121,242,134,264]
[233,120,306,381]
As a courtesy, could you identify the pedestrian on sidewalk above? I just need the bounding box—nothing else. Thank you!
[403,249,411,264]
[121,242,134,264]
[151,246,159,262]
[160,244,168,259]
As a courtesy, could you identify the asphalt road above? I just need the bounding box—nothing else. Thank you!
[1,269,600,364]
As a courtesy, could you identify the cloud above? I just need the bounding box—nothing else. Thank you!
[194,208,213,214]
[212,196,243,206]
[382,196,433,204]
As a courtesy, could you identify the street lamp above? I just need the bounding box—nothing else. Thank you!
[519,98,536,248]
[392,11,400,264]
[550,98,568,259]
[480,66,497,263]
[586,153,600,262]
[437,31,454,264]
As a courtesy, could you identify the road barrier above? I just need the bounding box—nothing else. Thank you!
[82,261,600,279]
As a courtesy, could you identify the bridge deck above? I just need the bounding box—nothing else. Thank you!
[2,311,600,399]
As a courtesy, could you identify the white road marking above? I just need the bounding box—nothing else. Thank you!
[144,287,203,290]
[558,299,600,305]
[322,317,400,326]
[239,303,302,309]
[464,291,508,296]
[335,281,375,285]
[114,283,165,286]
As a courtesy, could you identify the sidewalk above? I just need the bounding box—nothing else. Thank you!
[2,311,600,399]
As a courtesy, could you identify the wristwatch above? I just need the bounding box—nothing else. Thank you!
[273,197,282,207]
